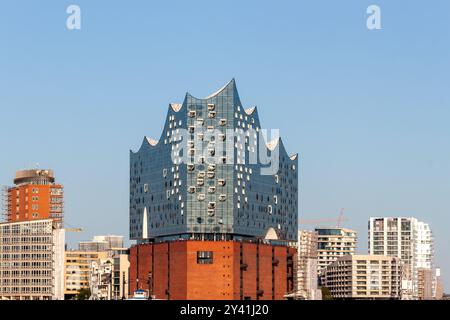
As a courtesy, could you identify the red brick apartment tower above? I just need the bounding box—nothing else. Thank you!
[5,169,64,222]
[129,80,299,300]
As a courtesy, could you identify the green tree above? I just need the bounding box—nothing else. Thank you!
[321,287,334,300]
[77,288,91,300]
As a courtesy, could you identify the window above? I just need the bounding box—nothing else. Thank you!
[189,110,196,118]
[144,184,149,193]
[197,251,214,264]
[207,104,215,111]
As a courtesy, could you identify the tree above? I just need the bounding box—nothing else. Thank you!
[321,287,334,300]
[77,288,91,300]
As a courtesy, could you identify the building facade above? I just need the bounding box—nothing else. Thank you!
[78,235,124,252]
[368,217,435,299]
[417,268,433,300]
[89,249,130,300]
[5,169,63,223]
[129,80,299,300]
[0,219,65,300]
[295,230,321,300]
[129,240,296,300]
[130,79,298,243]
[315,227,357,275]
[322,255,402,300]
[64,250,109,298]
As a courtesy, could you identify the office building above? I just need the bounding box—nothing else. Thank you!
[315,227,357,275]
[129,80,298,300]
[322,255,402,300]
[369,217,435,299]
[0,219,65,300]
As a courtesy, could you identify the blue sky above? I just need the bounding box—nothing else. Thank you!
[1,1,449,289]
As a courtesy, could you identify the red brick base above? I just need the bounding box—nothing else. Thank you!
[129,240,296,300]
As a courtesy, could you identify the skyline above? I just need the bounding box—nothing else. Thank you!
[1,0,449,290]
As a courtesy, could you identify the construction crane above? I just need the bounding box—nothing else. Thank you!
[65,228,83,233]
[299,208,349,228]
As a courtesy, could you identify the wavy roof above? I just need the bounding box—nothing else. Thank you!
[132,80,298,162]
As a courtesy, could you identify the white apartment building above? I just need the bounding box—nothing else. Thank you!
[368,217,435,300]
[0,219,65,300]
[322,255,402,300]
[315,227,357,275]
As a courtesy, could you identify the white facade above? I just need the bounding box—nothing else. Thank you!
[0,219,65,300]
[368,217,435,300]
[296,230,322,300]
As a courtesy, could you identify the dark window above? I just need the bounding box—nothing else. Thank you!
[197,251,214,264]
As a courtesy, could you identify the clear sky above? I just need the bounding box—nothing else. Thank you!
[1,1,449,289]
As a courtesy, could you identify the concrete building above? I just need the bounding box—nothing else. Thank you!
[129,80,299,300]
[4,169,63,223]
[294,230,321,300]
[369,217,435,299]
[322,255,402,300]
[0,219,65,300]
[315,227,357,275]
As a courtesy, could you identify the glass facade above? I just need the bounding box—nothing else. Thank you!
[130,79,298,242]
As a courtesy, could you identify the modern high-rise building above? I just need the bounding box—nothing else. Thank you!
[129,80,298,300]
[322,255,402,300]
[435,268,444,300]
[130,79,298,243]
[5,169,64,223]
[0,219,65,300]
[293,230,321,300]
[315,227,357,275]
[368,217,435,300]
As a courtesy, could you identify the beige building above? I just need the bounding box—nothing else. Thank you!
[315,227,357,275]
[418,268,433,300]
[322,255,402,300]
[435,268,444,300]
[295,230,321,300]
[0,219,65,300]
[64,250,109,298]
